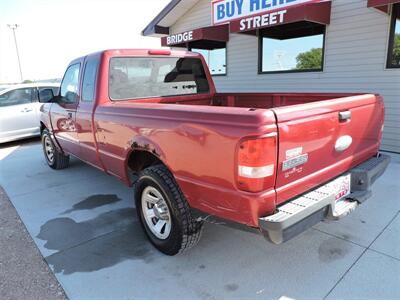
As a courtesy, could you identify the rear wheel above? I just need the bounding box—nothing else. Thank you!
[135,165,203,255]
[42,129,69,170]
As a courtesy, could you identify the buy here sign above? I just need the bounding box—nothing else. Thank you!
[212,0,319,25]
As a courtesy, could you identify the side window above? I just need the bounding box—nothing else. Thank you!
[0,88,34,107]
[387,4,400,68]
[60,63,80,103]
[51,87,59,96]
[31,88,39,102]
[82,57,99,102]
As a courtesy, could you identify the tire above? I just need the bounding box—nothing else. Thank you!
[41,129,70,170]
[135,165,203,255]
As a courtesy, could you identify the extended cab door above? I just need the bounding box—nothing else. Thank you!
[272,94,384,205]
[50,62,82,156]
[75,54,102,168]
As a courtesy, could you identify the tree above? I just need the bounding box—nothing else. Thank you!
[22,79,33,84]
[390,33,400,66]
[295,48,322,70]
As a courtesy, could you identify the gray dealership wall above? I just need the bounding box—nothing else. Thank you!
[170,0,400,153]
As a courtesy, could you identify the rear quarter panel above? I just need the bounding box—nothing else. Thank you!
[94,103,277,225]
[90,49,278,225]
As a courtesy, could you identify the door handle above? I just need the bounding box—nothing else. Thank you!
[339,111,351,121]
[21,108,33,112]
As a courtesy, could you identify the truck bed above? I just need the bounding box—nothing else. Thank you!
[95,91,383,224]
[213,92,363,109]
[132,91,383,200]
[131,92,362,109]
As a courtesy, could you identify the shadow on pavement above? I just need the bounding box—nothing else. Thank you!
[37,207,155,275]
[0,137,40,149]
[61,194,122,214]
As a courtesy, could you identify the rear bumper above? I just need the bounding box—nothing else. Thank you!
[347,153,391,203]
[259,153,391,244]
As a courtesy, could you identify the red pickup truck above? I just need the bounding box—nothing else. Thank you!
[39,49,390,255]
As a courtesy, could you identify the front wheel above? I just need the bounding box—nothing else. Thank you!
[135,165,203,255]
[42,129,70,170]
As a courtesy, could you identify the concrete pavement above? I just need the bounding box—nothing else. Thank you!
[0,185,67,300]
[0,139,399,299]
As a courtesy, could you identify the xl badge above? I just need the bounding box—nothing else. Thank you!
[282,153,308,171]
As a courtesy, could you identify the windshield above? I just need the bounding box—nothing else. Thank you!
[109,57,210,100]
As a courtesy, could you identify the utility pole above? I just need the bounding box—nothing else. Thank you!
[7,24,23,82]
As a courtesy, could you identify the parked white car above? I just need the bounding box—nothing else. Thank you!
[0,83,59,143]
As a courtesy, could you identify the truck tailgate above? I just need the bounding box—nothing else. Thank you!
[272,94,384,205]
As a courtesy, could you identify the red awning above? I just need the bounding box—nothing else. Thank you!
[368,0,400,13]
[230,0,332,34]
[161,24,229,49]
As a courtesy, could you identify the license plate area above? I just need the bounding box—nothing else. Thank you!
[325,174,351,202]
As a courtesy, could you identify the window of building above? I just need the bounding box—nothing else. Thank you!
[191,48,227,76]
[259,23,325,74]
[387,4,400,68]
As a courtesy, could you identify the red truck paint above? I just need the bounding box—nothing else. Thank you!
[41,49,384,228]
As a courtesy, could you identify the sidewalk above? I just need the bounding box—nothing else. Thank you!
[0,186,67,300]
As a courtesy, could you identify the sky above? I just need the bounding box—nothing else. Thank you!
[0,0,170,83]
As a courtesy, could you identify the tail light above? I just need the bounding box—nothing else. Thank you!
[237,135,277,193]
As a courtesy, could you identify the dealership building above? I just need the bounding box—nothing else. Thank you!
[143,0,400,153]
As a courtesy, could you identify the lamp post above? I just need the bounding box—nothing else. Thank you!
[7,24,23,82]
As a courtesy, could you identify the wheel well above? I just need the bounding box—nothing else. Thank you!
[40,122,46,134]
[128,150,163,173]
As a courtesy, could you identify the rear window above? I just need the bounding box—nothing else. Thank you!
[109,57,210,100]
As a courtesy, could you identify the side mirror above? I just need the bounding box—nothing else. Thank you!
[39,89,55,103]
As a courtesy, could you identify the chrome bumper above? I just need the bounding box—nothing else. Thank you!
[259,154,391,244]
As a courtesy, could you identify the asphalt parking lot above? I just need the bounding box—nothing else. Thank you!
[0,139,399,300]
[0,185,67,300]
